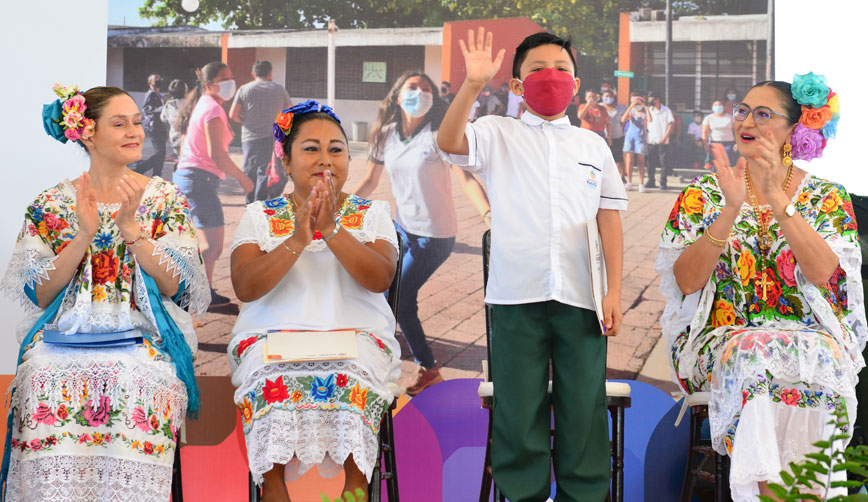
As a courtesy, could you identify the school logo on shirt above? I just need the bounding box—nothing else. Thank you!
[586,168,599,190]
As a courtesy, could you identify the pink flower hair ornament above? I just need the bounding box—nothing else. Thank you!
[789,72,839,161]
[42,84,96,145]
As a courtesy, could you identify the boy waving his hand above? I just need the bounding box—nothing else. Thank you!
[438,28,627,502]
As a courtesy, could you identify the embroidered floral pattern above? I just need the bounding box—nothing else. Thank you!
[262,194,374,239]
[236,370,388,435]
[662,173,859,462]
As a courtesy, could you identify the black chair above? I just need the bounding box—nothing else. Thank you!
[171,444,183,501]
[677,393,730,501]
[476,230,631,502]
[248,233,404,502]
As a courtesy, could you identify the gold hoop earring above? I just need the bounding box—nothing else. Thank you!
[782,142,793,167]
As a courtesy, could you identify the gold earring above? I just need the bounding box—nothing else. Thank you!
[782,142,793,167]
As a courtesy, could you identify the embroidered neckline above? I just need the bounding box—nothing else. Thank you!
[62,176,161,208]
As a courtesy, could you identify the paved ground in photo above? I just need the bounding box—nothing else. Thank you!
[164,146,686,394]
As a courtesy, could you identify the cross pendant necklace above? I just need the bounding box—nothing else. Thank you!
[744,161,794,301]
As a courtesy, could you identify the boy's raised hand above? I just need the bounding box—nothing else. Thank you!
[459,27,506,85]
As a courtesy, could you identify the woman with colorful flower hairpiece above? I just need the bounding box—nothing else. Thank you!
[175,61,256,311]
[228,100,401,501]
[352,70,491,395]
[0,85,209,501]
[656,72,862,501]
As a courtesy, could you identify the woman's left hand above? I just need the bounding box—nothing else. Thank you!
[313,170,341,233]
[749,130,787,198]
[115,175,147,241]
[601,292,622,336]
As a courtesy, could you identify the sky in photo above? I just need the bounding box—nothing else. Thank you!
[109,0,222,29]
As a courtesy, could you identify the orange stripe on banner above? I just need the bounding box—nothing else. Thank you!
[0,375,14,456]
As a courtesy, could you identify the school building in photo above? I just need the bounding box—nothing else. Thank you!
[617,11,771,112]
[106,18,543,140]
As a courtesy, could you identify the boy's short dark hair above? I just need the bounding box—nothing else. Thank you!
[253,60,272,78]
[512,32,577,79]
[648,90,661,99]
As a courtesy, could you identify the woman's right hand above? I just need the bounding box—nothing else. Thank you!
[287,187,320,252]
[459,27,506,86]
[75,172,100,240]
[238,174,255,195]
[710,143,746,208]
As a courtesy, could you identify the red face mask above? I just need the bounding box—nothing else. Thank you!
[519,68,576,117]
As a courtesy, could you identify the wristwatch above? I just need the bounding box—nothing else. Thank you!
[777,203,796,222]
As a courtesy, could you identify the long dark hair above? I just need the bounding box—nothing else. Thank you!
[174,61,227,135]
[369,71,446,157]
[748,81,801,123]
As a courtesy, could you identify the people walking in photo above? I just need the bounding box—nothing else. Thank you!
[230,60,293,203]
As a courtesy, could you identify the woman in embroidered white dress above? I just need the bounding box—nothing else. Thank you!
[229,101,400,501]
[656,76,864,500]
[0,86,209,501]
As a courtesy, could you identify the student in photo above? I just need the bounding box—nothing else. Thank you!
[438,28,626,502]
[353,70,491,395]
[621,91,650,191]
[175,62,255,310]
[601,89,627,181]
[229,101,401,501]
[702,100,737,166]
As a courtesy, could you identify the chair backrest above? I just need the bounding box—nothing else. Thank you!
[482,229,491,288]
[386,232,405,318]
[852,194,868,279]
[482,230,494,380]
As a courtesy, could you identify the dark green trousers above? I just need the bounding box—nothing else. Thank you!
[490,301,610,502]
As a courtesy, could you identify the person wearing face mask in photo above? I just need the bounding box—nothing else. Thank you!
[175,62,255,311]
[723,87,740,117]
[354,71,491,395]
[601,90,627,181]
[621,92,651,191]
[702,100,738,167]
[440,80,455,105]
[438,29,627,501]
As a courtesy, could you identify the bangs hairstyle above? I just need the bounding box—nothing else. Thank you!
[749,81,802,124]
[512,32,577,78]
[279,111,348,161]
[369,70,446,158]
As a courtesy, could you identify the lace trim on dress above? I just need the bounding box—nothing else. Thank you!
[0,249,59,311]
[152,237,210,315]
[11,343,187,426]
[245,408,380,485]
[6,454,173,502]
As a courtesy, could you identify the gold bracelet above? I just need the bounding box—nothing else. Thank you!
[703,229,727,247]
[281,241,301,258]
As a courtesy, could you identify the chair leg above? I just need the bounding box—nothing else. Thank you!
[383,409,399,502]
[714,452,726,502]
[249,471,261,502]
[479,408,494,502]
[610,405,625,502]
[369,465,382,502]
[171,445,183,502]
[680,409,699,502]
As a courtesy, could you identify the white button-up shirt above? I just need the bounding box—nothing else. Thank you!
[446,112,628,309]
